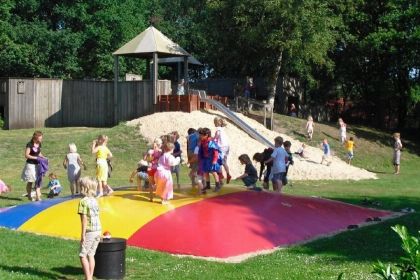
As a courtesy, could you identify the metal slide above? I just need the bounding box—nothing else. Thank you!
[199,92,274,148]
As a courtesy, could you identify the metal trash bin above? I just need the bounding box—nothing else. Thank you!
[94,237,126,279]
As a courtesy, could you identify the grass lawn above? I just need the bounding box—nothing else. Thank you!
[0,114,419,279]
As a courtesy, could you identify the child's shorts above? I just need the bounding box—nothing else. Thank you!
[79,231,101,257]
[171,164,180,174]
[271,172,286,183]
[347,151,354,159]
[137,171,148,180]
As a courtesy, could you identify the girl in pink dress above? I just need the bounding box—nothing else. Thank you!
[154,142,181,205]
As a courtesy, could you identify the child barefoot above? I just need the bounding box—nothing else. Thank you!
[63,143,86,196]
[91,135,113,197]
[146,138,163,202]
[154,142,181,204]
[214,117,232,183]
[264,137,288,192]
[344,137,355,165]
[78,177,101,280]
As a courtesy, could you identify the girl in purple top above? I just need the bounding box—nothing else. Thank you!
[21,131,45,201]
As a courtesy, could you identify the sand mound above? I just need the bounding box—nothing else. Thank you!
[126,111,377,181]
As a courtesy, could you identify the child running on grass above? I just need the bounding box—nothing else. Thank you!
[344,137,355,165]
[91,135,113,197]
[264,136,288,192]
[78,177,101,280]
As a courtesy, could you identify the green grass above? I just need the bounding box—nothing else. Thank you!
[0,114,419,279]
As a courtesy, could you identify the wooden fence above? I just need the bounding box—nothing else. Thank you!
[1,78,170,129]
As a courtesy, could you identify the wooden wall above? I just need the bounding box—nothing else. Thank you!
[3,78,168,129]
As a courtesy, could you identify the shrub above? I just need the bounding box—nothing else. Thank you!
[372,225,420,280]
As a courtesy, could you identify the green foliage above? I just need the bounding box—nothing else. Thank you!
[372,225,420,280]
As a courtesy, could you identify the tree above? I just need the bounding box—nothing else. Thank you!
[201,0,341,109]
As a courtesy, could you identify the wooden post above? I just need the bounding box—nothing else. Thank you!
[184,56,189,94]
[113,56,119,124]
[152,52,158,104]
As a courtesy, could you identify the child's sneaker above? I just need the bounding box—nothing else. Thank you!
[226,174,232,184]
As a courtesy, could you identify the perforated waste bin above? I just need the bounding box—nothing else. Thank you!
[94,237,126,279]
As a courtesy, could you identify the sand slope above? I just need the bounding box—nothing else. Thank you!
[126,111,376,181]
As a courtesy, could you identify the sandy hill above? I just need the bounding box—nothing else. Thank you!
[126,110,376,181]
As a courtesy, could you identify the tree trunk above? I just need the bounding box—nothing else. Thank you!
[266,52,283,107]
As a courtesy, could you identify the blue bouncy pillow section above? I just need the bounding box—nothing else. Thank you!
[0,197,70,229]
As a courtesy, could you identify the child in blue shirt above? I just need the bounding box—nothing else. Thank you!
[47,172,62,198]
[320,138,332,166]
[265,136,288,192]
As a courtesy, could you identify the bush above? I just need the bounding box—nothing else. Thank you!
[372,225,420,280]
[0,116,4,129]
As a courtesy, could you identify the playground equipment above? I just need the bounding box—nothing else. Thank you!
[198,91,274,148]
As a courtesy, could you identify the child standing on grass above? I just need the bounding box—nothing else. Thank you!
[47,172,62,198]
[214,117,232,184]
[171,131,182,189]
[392,132,403,175]
[198,127,222,192]
[0,179,11,195]
[78,177,101,280]
[91,135,113,197]
[320,138,332,166]
[155,142,181,204]
[63,143,86,196]
[264,136,288,192]
[236,154,259,190]
[305,116,314,141]
[344,137,355,165]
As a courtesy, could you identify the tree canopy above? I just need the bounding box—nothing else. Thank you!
[0,0,418,129]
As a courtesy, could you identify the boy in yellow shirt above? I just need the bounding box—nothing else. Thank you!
[345,137,355,165]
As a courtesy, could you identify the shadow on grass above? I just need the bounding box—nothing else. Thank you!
[0,264,65,279]
[51,265,81,276]
[0,196,22,201]
[291,213,418,264]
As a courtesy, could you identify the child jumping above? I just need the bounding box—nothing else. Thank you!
[154,142,181,204]
[236,154,259,190]
[214,117,232,183]
[264,136,288,192]
[198,127,222,192]
[47,172,62,198]
[91,135,113,197]
[63,143,86,196]
[78,177,101,280]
